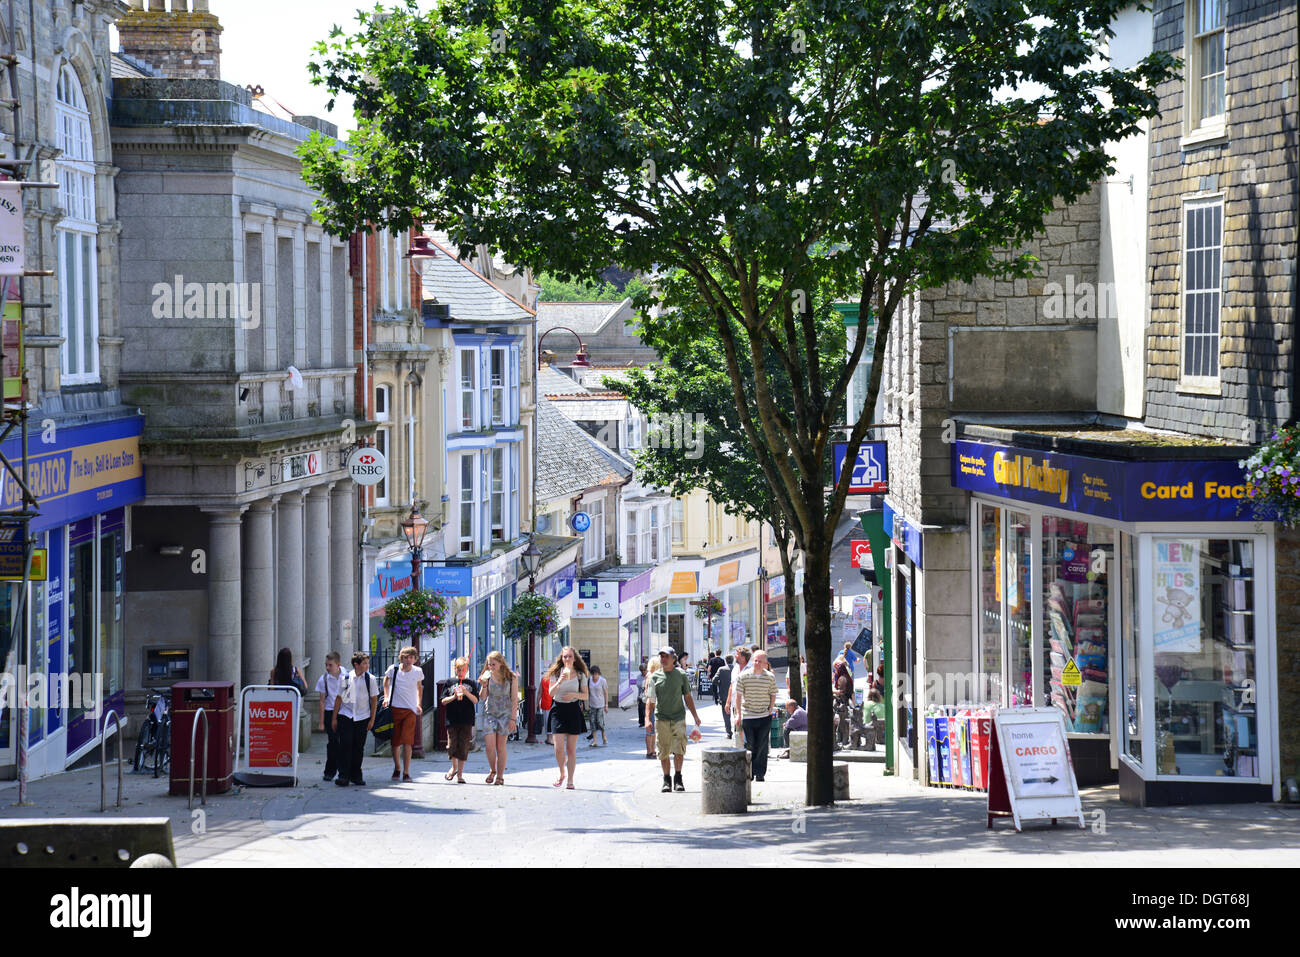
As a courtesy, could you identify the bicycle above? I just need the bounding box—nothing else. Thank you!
[132,689,172,777]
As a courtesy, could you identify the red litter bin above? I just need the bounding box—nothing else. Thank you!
[170,682,236,796]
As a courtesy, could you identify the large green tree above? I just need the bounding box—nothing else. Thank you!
[611,272,848,704]
[301,0,1174,804]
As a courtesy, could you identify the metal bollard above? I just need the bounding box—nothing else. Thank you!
[189,706,209,811]
[100,711,125,812]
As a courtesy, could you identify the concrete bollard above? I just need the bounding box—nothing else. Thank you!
[702,747,749,814]
[833,761,850,801]
[789,731,808,762]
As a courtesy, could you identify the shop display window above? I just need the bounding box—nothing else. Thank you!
[1151,538,1258,778]
[1041,517,1113,734]
[1007,511,1033,706]
[1122,533,1140,762]
[977,504,1003,702]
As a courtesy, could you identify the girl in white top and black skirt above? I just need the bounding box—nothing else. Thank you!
[545,647,590,790]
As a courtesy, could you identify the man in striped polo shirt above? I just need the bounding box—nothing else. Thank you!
[734,650,778,781]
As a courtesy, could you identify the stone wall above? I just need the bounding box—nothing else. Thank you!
[1145,0,1299,440]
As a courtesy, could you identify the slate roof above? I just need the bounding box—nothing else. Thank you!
[535,395,632,502]
[535,300,628,336]
[538,365,588,397]
[422,237,536,325]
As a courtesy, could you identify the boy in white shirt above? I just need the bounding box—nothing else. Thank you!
[315,651,345,782]
[383,646,424,783]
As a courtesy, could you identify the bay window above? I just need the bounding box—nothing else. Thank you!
[56,65,99,385]
[459,453,476,553]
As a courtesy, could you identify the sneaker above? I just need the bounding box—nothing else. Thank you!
[352,779,366,787]
[335,778,349,787]
[323,771,334,781]
[673,773,685,792]
[392,770,401,780]
[401,774,413,783]
[755,776,765,782]
[661,775,672,793]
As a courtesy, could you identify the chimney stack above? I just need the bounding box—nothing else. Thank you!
[117,0,223,80]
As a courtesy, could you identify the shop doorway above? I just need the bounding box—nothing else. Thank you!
[668,613,685,656]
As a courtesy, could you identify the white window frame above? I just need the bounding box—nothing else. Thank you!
[1178,195,1224,391]
[405,381,418,502]
[648,506,660,562]
[458,348,478,431]
[584,498,605,563]
[1185,0,1226,137]
[671,500,684,545]
[490,446,505,542]
[625,509,639,564]
[56,65,99,386]
[490,347,507,427]
[374,384,390,422]
[659,504,672,559]
[459,452,477,554]
[374,428,390,506]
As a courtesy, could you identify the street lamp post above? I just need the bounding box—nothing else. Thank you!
[520,537,542,744]
[400,503,430,759]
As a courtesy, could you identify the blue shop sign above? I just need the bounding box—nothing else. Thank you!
[951,440,1253,523]
[882,500,923,568]
[0,415,145,534]
[834,441,889,494]
[423,564,473,596]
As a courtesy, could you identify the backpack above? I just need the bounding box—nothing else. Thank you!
[369,671,394,743]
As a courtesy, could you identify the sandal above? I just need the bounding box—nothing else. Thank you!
[554,776,566,788]
[456,777,466,784]
[445,769,456,781]
[494,776,505,786]
[485,772,496,784]
[566,783,575,789]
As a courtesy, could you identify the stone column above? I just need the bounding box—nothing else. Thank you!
[304,484,332,682]
[201,507,245,685]
[330,482,357,657]
[277,490,307,666]
[241,498,276,690]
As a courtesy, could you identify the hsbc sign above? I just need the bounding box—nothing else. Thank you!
[347,446,389,487]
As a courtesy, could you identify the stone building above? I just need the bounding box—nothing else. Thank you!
[113,2,358,712]
[875,1,1298,804]
[0,0,148,779]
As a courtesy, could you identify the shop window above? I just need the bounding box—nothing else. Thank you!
[1042,517,1113,734]
[977,504,1003,703]
[1122,533,1141,763]
[1152,538,1257,778]
[99,526,124,699]
[67,533,95,728]
[1007,511,1033,707]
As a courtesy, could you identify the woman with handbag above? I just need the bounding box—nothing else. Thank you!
[269,647,309,696]
[545,647,589,789]
[478,651,518,785]
[539,665,555,746]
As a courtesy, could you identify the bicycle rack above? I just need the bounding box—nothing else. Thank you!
[189,706,209,811]
[99,710,125,812]
[188,707,208,811]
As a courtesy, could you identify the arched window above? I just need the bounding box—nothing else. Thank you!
[55,65,99,383]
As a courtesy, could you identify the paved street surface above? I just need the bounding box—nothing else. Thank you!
[4,702,1300,867]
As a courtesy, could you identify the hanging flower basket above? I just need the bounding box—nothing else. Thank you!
[503,592,559,641]
[382,588,449,643]
[1240,426,1300,525]
[694,592,725,621]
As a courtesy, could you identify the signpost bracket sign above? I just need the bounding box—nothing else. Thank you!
[986,707,1085,832]
[234,685,301,788]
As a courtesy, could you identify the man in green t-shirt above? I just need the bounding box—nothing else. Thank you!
[647,646,703,792]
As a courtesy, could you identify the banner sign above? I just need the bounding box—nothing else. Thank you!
[952,440,1251,523]
[834,441,888,494]
[1153,540,1201,652]
[572,578,619,618]
[235,685,301,786]
[0,181,24,276]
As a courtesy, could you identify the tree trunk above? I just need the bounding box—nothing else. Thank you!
[802,531,834,806]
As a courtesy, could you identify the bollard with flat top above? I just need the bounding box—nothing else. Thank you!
[701,747,749,814]
[789,730,808,762]
[833,761,850,801]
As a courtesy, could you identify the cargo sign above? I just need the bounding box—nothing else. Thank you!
[986,707,1084,832]
[952,440,1253,522]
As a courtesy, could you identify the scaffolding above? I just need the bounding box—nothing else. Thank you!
[0,0,53,806]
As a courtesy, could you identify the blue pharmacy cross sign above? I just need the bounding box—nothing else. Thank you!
[570,511,591,533]
[578,579,600,600]
[834,441,889,494]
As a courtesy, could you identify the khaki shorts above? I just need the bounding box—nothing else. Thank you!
[656,719,687,759]
[392,708,418,748]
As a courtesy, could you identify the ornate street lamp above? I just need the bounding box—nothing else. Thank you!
[519,536,543,743]
[538,325,592,369]
[399,502,429,757]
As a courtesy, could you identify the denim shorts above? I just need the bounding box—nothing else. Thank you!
[482,712,512,736]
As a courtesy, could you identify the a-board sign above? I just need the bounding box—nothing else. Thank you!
[986,707,1084,831]
[234,685,301,787]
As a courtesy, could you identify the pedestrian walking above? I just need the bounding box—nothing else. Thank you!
[706,649,726,703]
[713,655,734,736]
[586,666,609,747]
[643,657,661,758]
[333,652,377,787]
[545,647,589,789]
[440,656,478,783]
[735,650,778,781]
[269,647,308,696]
[646,646,702,792]
[383,646,424,783]
[726,646,752,748]
[315,651,345,782]
[636,662,648,728]
[477,651,518,785]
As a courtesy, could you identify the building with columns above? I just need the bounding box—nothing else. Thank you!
[113,2,361,712]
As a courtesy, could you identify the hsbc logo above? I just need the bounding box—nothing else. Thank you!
[347,446,388,487]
